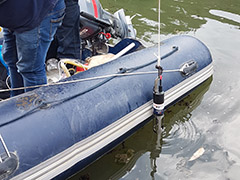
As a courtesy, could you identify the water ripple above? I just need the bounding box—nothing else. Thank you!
[159,78,213,158]
[162,117,204,159]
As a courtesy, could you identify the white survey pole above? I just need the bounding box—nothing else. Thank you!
[157,0,161,67]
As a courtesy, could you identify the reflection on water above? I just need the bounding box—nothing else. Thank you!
[209,10,240,24]
[70,78,212,180]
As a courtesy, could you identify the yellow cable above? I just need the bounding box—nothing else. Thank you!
[60,61,71,77]
[59,59,89,77]
[63,60,89,71]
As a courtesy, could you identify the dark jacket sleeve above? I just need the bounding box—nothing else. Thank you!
[0,0,58,32]
[0,0,7,5]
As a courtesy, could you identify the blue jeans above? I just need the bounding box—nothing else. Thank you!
[2,0,65,96]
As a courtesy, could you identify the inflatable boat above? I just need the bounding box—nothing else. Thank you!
[0,1,213,179]
[0,35,213,179]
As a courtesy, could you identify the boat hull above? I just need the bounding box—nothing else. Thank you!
[0,35,213,179]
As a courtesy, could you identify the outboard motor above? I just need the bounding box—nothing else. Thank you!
[79,0,136,55]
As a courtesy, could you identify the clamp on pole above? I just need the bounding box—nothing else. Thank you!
[153,65,164,116]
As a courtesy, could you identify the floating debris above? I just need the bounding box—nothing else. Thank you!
[189,147,205,161]
[114,149,135,164]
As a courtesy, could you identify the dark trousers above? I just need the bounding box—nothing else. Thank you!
[2,0,65,96]
[56,0,81,60]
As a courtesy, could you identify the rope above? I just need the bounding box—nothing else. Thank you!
[0,46,179,94]
[0,69,181,93]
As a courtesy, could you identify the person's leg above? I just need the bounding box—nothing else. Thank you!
[56,0,81,60]
[14,0,65,92]
[2,28,24,96]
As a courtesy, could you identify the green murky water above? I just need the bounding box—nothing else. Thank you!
[70,0,240,179]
